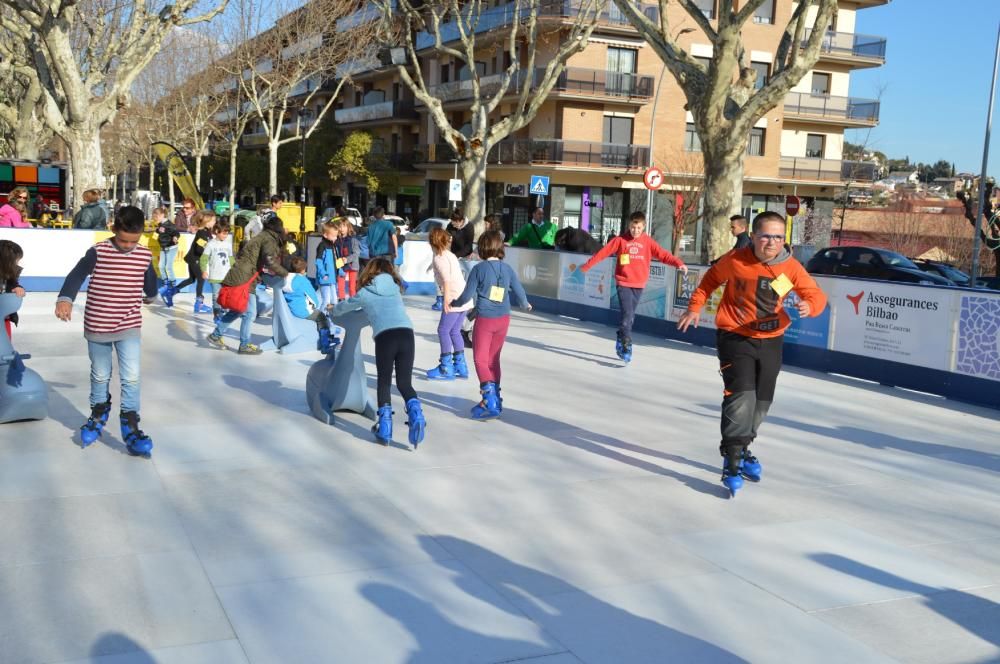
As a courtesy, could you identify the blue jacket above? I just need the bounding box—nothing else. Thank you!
[452,259,529,318]
[315,239,337,285]
[332,272,412,336]
[284,273,320,318]
[366,219,395,257]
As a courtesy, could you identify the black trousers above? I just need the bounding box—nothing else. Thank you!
[617,285,643,342]
[374,327,417,406]
[716,330,783,454]
[174,259,205,297]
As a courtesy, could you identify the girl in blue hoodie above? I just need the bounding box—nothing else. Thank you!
[333,257,425,448]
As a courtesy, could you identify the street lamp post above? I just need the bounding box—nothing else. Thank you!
[298,108,311,233]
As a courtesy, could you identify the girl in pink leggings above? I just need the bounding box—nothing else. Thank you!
[450,231,531,419]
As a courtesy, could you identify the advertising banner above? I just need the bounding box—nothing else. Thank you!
[558,254,612,308]
[636,261,669,319]
[666,266,720,329]
[830,280,956,371]
[954,292,1000,382]
[509,248,560,299]
[782,275,835,348]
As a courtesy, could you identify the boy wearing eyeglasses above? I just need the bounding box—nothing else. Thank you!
[677,211,827,498]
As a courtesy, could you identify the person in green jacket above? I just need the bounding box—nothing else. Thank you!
[72,188,108,230]
[509,207,556,249]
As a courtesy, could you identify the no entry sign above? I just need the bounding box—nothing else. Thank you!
[785,195,801,216]
[643,167,664,190]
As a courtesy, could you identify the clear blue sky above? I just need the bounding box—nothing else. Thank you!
[848,0,1000,174]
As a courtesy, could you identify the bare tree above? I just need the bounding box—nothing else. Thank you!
[378,0,606,234]
[222,0,377,196]
[0,32,52,159]
[612,0,837,260]
[0,0,227,207]
[957,188,1000,278]
[874,206,925,257]
[655,148,706,253]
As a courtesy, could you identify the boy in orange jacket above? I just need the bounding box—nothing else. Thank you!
[580,210,686,362]
[678,211,827,497]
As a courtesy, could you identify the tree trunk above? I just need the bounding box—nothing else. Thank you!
[195,155,203,195]
[65,128,104,211]
[460,148,489,240]
[148,158,155,192]
[701,144,745,262]
[12,129,41,160]
[228,141,238,213]
[268,140,279,197]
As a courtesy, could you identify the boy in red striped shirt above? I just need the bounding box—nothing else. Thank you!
[579,211,687,362]
[56,206,159,456]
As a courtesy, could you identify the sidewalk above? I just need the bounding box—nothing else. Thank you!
[1,292,998,664]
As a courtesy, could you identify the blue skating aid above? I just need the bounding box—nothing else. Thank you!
[120,411,153,457]
[405,398,425,448]
[0,294,49,424]
[373,404,393,445]
[80,399,112,447]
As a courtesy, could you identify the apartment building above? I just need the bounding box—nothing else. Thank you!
[326,0,889,249]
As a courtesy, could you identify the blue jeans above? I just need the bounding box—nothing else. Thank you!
[213,288,257,346]
[318,283,336,309]
[159,245,177,281]
[88,336,141,412]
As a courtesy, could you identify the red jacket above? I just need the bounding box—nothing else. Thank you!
[580,233,685,288]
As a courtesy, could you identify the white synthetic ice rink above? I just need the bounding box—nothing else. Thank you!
[2,291,999,664]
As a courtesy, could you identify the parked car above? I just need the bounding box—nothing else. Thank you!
[910,258,971,287]
[806,246,954,286]
[406,217,450,240]
[318,206,364,227]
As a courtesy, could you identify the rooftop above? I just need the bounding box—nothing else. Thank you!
[4,292,999,663]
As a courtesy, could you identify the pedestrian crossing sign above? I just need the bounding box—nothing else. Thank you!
[529,175,550,196]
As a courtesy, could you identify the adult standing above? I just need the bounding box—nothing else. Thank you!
[245,194,284,242]
[447,209,475,259]
[366,206,397,260]
[72,188,108,229]
[206,212,288,355]
[677,211,827,498]
[509,207,556,249]
[730,215,752,250]
[0,188,32,228]
[174,198,197,233]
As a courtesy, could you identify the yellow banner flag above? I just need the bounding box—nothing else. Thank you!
[151,142,204,210]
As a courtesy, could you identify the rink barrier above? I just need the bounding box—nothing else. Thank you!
[7,228,999,409]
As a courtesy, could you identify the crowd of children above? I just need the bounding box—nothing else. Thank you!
[11,201,822,498]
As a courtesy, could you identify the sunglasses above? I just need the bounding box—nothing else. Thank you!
[16,196,28,201]
[756,234,785,242]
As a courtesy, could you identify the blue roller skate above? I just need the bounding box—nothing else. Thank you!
[615,334,626,361]
[372,404,393,445]
[427,354,455,380]
[405,398,426,449]
[194,295,213,314]
[431,295,443,311]
[621,338,633,364]
[80,399,112,447]
[452,352,469,379]
[741,449,762,482]
[120,411,153,457]
[471,382,501,420]
[159,281,175,308]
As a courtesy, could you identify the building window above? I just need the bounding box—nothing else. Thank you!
[747,127,765,156]
[602,115,634,144]
[607,47,638,95]
[811,72,831,95]
[753,0,775,25]
[694,0,715,19]
[440,64,450,83]
[684,123,702,152]
[693,55,711,70]
[806,134,825,158]
[751,61,770,91]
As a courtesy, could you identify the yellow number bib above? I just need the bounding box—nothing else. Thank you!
[770,273,793,297]
[335,258,345,269]
[619,253,630,265]
[489,286,506,302]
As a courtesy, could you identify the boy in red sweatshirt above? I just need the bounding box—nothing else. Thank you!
[580,210,686,362]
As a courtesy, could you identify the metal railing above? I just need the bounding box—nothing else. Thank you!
[424,67,653,104]
[779,156,843,182]
[416,1,658,50]
[334,100,417,124]
[369,150,424,170]
[804,29,887,62]
[784,92,880,122]
[841,160,879,182]
[423,138,650,169]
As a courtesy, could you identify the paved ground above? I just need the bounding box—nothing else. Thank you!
[2,292,999,664]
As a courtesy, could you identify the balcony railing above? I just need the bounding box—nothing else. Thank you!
[370,150,423,171]
[804,30,887,62]
[779,156,843,182]
[841,160,879,182]
[425,67,653,104]
[416,1,658,50]
[424,138,649,169]
[334,100,417,124]
[784,92,880,123]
